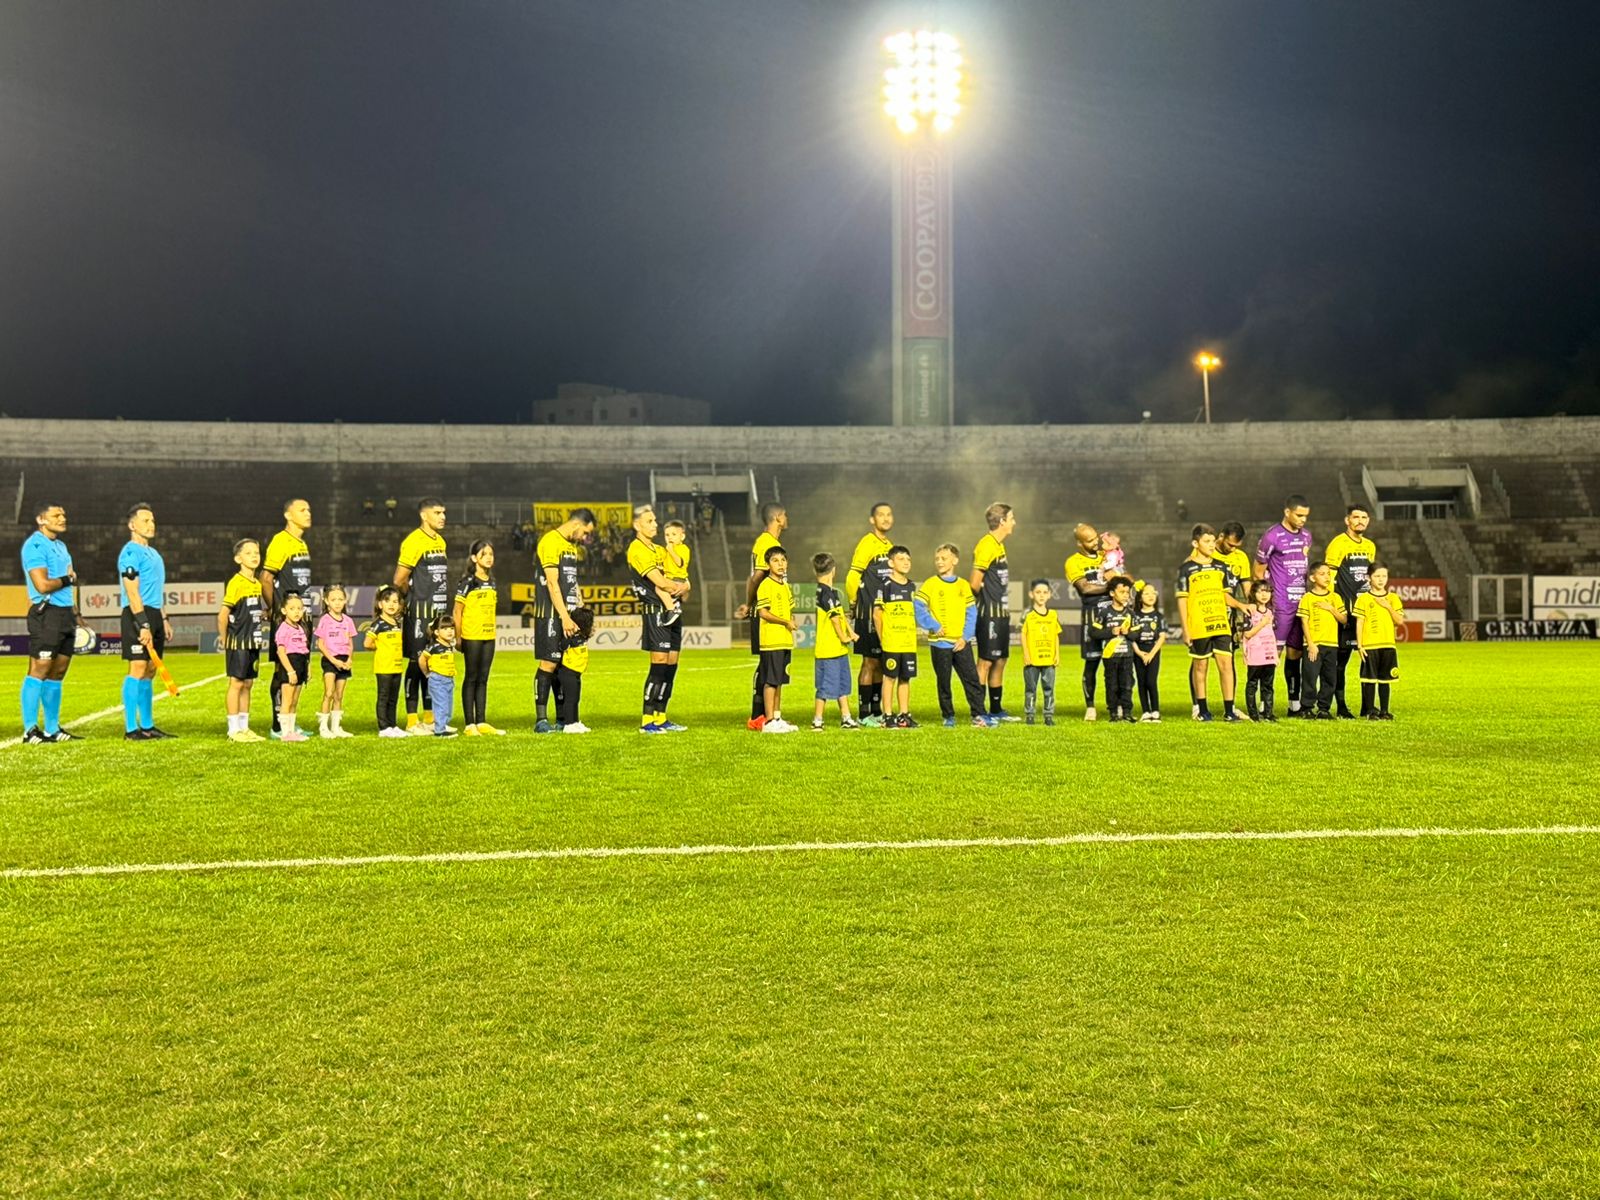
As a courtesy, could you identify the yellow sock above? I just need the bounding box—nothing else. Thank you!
[405,713,419,728]
[421,710,433,725]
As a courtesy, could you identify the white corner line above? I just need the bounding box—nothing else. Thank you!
[2,673,227,750]
[5,824,1599,881]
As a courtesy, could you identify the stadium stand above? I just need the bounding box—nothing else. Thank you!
[5,416,1598,625]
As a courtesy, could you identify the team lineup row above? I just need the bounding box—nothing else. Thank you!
[15,493,1403,743]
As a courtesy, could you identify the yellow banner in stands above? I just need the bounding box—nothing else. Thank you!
[0,586,31,619]
[532,503,632,533]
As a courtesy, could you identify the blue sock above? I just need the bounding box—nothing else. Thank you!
[137,678,155,729]
[20,676,43,732]
[40,679,63,735]
[122,676,139,732]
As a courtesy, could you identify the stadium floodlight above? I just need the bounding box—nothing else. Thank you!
[1195,352,1222,424]
[885,29,962,427]
[882,30,963,136]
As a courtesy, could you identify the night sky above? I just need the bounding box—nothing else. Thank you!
[4,1,1598,426]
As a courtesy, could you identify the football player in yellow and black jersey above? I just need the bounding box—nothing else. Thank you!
[627,505,690,733]
[452,538,503,735]
[969,502,1016,720]
[261,497,312,737]
[1064,523,1111,720]
[1175,523,1255,723]
[1324,504,1379,718]
[740,503,788,727]
[846,502,896,723]
[532,507,596,733]
[873,545,920,728]
[218,538,268,742]
[394,498,450,734]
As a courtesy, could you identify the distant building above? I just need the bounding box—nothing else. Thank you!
[534,382,710,426]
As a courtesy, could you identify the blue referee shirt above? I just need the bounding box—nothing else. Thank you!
[118,540,166,611]
[21,531,74,608]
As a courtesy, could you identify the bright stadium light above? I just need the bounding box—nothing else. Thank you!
[1195,352,1222,424]
[883,30,963,136]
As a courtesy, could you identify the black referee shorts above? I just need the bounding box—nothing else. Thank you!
[28,604,76,661]
[121,606,166,660]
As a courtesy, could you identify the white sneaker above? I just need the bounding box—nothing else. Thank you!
[379,727,409,739]
[407,723,432,737]
[1084,707,1097,723]
[335,727,356,738]
[562,721,591,734]
[1150,712,1162,722]
[442,724,457,733]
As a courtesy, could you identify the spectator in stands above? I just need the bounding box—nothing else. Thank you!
[362,498,375,519]
[384,496,398,520]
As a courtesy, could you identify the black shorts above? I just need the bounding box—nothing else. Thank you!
[1188,634,1234,659]
[975,615,1010,660]
[27,604,76,661]
[757,649,791,688]
[1079,612,1102,660]
[854,616,883,659]
[273,652,311,687]
[1360,647,1399,683]
[320,655,352,681]
[226,648,260,680]
[534,615,564,664]
[643,611,682,654]
[121,607,166,660]
[880,652,918,681]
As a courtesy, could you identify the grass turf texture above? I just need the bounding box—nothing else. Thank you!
[4,645,1599,1195]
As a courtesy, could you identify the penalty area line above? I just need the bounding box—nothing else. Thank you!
[1,673,227,750]
[6,823,1600,880]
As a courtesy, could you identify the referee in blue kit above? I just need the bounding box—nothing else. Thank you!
[19,501,86,743]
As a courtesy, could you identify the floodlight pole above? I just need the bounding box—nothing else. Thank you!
[892,132,954,427]
[1201,365,1212,425]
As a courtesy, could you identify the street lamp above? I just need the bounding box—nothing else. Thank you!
[883,30,962,426]
[1194,352,1222,424]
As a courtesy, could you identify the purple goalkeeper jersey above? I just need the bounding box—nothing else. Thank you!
[1256,522,1314,611]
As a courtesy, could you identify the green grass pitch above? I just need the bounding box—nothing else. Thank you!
[4,644,1599,1196]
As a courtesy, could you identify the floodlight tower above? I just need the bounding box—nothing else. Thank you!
[1194,352,1222,424]
[884,30,962,426]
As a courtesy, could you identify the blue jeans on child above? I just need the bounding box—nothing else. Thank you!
[428,673,455,733]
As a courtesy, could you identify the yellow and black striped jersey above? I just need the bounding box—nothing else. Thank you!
[750,531,783,577]
[221,573,266,650]
[971,533,1010,616]
[262,530,311,608]
[847,532,895,622]
[398,527,450,613]
[368,617,406,674]
[627,537,666,611]
[455,574,497,640]
[1324,534,1379,610]
[535,530,582,618]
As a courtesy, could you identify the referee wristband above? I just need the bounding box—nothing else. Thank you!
[135,614,151,630]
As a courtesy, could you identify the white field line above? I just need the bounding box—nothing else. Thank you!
[1,673,227,750]
[5,824,1599,881]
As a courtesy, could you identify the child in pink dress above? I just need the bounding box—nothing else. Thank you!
[1242,580,1279,722]
[272,593,311,742]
